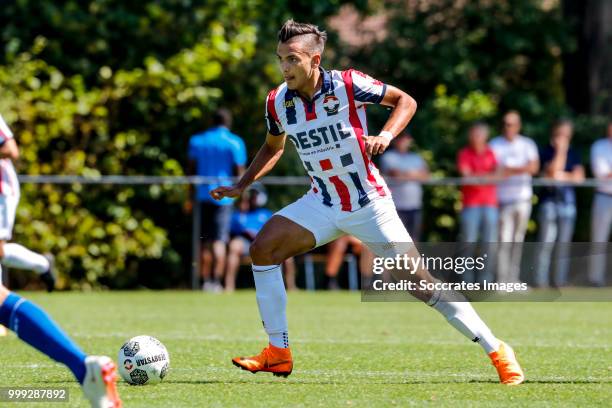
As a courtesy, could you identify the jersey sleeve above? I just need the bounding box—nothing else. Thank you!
[265,89,284,136]
[0,115,15,145]
[350,70,387,105]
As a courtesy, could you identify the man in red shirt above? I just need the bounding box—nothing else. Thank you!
[457,122,499,283]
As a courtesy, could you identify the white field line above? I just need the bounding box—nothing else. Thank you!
[63,332,612,349]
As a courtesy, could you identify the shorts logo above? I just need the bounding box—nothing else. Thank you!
[323,95,339,115]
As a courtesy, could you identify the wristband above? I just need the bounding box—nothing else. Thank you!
[379,131,394,141]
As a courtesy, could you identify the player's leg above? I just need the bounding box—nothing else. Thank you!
[224,237,246,292]
[342,197,524,385]
[0,284,121,407]
[0,195,55,291]
[232,193,342,376]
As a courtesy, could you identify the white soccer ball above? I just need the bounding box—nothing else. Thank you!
[117,335,170,385]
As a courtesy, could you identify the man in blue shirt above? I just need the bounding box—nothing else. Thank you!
[535,119,584,287]
[187,109,247,291]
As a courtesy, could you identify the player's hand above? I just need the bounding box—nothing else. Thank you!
[362,135,390,156]
[210,185,244,201]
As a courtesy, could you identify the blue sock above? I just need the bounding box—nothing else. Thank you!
[0,293,87,383]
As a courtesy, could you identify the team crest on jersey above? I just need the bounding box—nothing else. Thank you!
[284,100,295,108]
[323,95,339,115]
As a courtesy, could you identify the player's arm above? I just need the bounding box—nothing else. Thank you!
[364,85,417,156]
[0,138,19,160]
[210,133,286,200]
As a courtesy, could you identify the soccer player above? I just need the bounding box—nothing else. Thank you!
[211,20,524,385]
[0,283,121,407]
[0,114,56,291]
[0,114,56,336]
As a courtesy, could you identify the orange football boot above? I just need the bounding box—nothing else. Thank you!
[489,340,525,385]
[232,343,293,377]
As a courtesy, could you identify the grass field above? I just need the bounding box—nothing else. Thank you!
[1,291,611,407]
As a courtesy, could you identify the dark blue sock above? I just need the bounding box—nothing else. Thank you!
[0,293,87,383]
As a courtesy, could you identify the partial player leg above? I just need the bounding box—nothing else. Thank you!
[0,241,55,291]
[343,197,524,385]
[232,194,342,377]
[0,284,121,407]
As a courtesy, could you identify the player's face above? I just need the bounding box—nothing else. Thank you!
[277,39,319,91]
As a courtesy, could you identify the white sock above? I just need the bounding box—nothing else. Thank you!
[252,264,288,348]
[2,243,50,274]
[428,290,500,354]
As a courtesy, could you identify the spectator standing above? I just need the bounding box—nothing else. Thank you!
[489,111,539,283]
[457,122,498,283]
[380,132,429,241]
[535,120,584,287]
[187,109,246,292]
[589,121,612,286]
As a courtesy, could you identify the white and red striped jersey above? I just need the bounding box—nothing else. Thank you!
[0,115,20,197]
[265,68,390,211]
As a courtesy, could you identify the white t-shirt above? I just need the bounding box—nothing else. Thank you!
[489,135,538,204]
[591,138,612,195]
[0,115,19,197]
[379,151,426,210]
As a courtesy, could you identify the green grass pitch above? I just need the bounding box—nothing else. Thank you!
[1,291,611,407]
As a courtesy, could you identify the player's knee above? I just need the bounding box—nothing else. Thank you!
[249,238,282,265]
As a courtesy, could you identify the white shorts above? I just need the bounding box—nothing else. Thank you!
[276,192,413,257]
[0,194,18,240]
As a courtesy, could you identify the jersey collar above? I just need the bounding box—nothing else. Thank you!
[286,67,333,102]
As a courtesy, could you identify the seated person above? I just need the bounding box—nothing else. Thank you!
[325,235,374,290]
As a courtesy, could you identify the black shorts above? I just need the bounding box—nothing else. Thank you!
[200,202,233,243]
